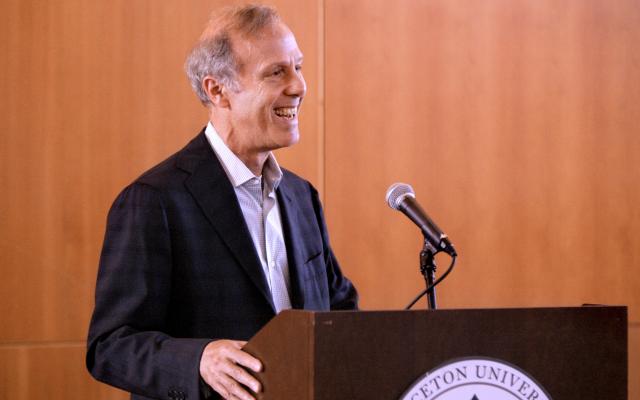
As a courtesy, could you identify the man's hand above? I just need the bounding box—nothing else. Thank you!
[200,340,263,400]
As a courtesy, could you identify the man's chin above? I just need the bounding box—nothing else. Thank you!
[274,130,300,149]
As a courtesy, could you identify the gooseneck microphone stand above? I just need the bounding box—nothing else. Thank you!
[420,239,438,310]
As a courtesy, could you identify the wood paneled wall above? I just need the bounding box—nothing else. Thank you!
[0,0,321,398]
[1,0,638,398]
[324,1,640,397]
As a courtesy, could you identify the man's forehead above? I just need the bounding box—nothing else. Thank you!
[234,24,303,64]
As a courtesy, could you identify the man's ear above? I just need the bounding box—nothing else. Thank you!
[202,76,230,107]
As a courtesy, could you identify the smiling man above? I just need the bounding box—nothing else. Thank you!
[86,5,358,400]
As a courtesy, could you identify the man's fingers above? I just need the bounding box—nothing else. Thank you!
[222,362,261,393]
[229,340,247,349]
[209,381,230,399]
[228,346,262,373]
[217,373,256,400]
[200,340,263,399]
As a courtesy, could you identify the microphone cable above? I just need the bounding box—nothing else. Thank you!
[405,255,457,310]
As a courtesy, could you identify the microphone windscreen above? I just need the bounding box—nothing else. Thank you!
[385,183,415,210]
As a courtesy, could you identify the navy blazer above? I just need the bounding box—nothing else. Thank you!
[86,131,358,400]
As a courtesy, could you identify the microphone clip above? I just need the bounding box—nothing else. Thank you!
[420,238,439,310]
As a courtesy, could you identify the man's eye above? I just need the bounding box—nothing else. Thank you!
[295,65,303,72]
[272,69,284,76]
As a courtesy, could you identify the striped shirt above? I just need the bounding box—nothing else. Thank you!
[204,122,292,313]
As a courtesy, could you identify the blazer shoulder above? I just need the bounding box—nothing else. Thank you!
[134,130,209,191]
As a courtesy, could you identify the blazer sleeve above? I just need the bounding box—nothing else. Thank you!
[86,182,211,400]
[309,184,359,310]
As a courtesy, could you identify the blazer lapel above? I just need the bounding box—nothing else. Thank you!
[276,180,309,310]
[178,132,275,312]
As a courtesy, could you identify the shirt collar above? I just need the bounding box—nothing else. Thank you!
[204,122,282,192]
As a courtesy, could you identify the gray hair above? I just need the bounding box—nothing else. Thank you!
[185,4,282,105]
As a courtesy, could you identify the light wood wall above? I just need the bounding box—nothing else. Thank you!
[0,0,638,398]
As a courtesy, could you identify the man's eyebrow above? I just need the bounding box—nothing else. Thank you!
[261,58,303,71]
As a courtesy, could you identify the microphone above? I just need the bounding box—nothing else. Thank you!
[386,183,457,256]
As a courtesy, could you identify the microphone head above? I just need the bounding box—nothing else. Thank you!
[386,183,416,210]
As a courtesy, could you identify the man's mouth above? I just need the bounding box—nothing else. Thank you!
[274,107,297,120]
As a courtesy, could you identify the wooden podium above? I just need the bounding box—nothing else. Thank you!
[244,306,627,399]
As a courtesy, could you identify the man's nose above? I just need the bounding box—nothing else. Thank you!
[286,70,306,98]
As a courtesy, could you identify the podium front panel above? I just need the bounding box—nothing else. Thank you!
[245,306,627,399]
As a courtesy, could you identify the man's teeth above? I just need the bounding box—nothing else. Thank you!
[274,107,296,118]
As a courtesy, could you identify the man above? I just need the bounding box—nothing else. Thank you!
[86,5,358,400]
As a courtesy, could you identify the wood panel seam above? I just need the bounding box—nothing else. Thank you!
[317,0,326,204]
